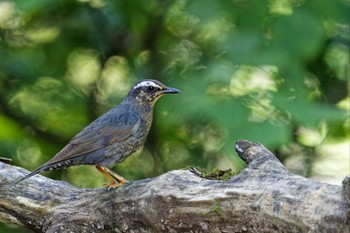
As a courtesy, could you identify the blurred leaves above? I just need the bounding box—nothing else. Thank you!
[0,0,348,200]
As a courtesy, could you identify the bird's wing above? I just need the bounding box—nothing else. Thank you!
[45,107,141,165]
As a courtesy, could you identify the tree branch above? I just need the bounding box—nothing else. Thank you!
[0,140,349,232]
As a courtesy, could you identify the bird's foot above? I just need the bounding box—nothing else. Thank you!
[103,180,126,190]
[96,166,128,189]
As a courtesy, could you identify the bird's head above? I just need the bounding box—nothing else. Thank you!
[127,79,180,106]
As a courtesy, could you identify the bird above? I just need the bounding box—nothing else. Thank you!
[14,79,180,188]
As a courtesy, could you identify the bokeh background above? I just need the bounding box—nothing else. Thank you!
[0,0,349,232]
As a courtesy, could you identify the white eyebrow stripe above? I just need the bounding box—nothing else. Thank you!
[134,81,162,89]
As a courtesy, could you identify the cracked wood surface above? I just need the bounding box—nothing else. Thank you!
[0,140,349,232]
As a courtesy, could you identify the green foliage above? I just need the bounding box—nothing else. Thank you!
[0,0,349,231]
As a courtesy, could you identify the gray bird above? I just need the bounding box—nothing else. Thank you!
[14,79,180,188]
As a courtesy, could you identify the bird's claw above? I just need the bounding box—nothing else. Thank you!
[103,181,126,190]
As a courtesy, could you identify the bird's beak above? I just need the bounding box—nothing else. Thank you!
[161,87,181,94]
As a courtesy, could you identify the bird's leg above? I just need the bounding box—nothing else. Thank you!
[95,166,127,188]
[95,166,117,185]
[103,167,127,184]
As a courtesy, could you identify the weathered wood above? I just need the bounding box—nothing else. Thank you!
[0,140,349,232]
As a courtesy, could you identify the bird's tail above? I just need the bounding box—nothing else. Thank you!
[13,165,49,186]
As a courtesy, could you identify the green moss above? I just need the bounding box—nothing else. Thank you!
[212,200,224,219]
[188,166,237,181]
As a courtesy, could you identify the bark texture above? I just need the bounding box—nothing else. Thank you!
[0,140,349,233]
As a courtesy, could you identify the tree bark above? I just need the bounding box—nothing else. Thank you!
[0,140,349,233]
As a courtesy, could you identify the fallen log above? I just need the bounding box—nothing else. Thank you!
[0,140,348,232]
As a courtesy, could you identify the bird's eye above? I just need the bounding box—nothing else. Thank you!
[148,86,155,92]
